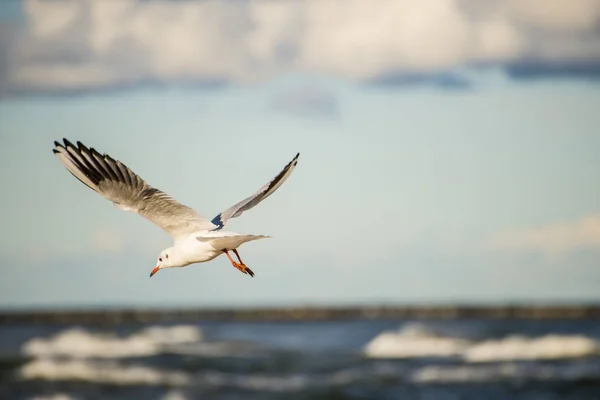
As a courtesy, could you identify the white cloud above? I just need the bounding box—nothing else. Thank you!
[486,214,600,259]
[24,0,82,38]
[2,0,600,93]
[298,0,473,77]
[507,0,600,31]
[473,15,524,62]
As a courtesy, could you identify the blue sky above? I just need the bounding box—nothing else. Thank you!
[1,0,600,308]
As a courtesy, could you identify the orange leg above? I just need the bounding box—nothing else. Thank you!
[233,249,244,264]
[223,250,255,278]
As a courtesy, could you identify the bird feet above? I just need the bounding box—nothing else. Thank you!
[224,250,255,278]
[232,261,255,277]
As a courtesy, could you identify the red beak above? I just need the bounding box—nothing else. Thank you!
[149,266,160,278]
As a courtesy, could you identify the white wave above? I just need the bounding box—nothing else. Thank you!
[412,362,600,384]
[21,325,203,359]
[413,364,525,383]
[464,334,600,363]
[363,323,471,358]
[160,390,189,400]
[364,324,600,362]
[18,359,310,391]
[28,394,78,400]
[19,359,190,386]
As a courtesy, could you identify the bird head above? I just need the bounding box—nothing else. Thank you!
[149,248,174,277]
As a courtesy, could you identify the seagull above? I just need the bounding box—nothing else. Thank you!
[52,139,299,279]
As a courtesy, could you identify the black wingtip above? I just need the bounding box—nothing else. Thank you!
[63,138,76,149]
[53,140,66,154]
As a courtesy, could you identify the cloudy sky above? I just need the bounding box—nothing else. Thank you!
[1,0,600,309]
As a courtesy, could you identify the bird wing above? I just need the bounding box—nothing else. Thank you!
[210,152,300,230]
[196,234,271,249]
[53,138,216,240]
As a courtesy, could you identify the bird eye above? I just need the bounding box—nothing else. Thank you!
[159,257,162,262]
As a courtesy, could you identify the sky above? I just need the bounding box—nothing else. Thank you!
[1,0,600,309]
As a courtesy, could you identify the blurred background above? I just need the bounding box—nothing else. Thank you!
[1,0,600,399]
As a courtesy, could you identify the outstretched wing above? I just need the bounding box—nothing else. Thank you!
[53,139,216,240]
[211,152,300,230]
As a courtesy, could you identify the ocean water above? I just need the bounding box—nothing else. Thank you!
[1,318,600,399]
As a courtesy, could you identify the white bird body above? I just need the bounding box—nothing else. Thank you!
[170,231,269,267]
[52,138,299,278]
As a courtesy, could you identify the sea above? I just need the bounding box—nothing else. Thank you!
[1,317,600,399]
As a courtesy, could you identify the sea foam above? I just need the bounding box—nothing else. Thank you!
[364,323,600,362]
[22,325,203,359]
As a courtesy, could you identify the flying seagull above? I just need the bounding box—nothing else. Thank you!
[52,139,299,278]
